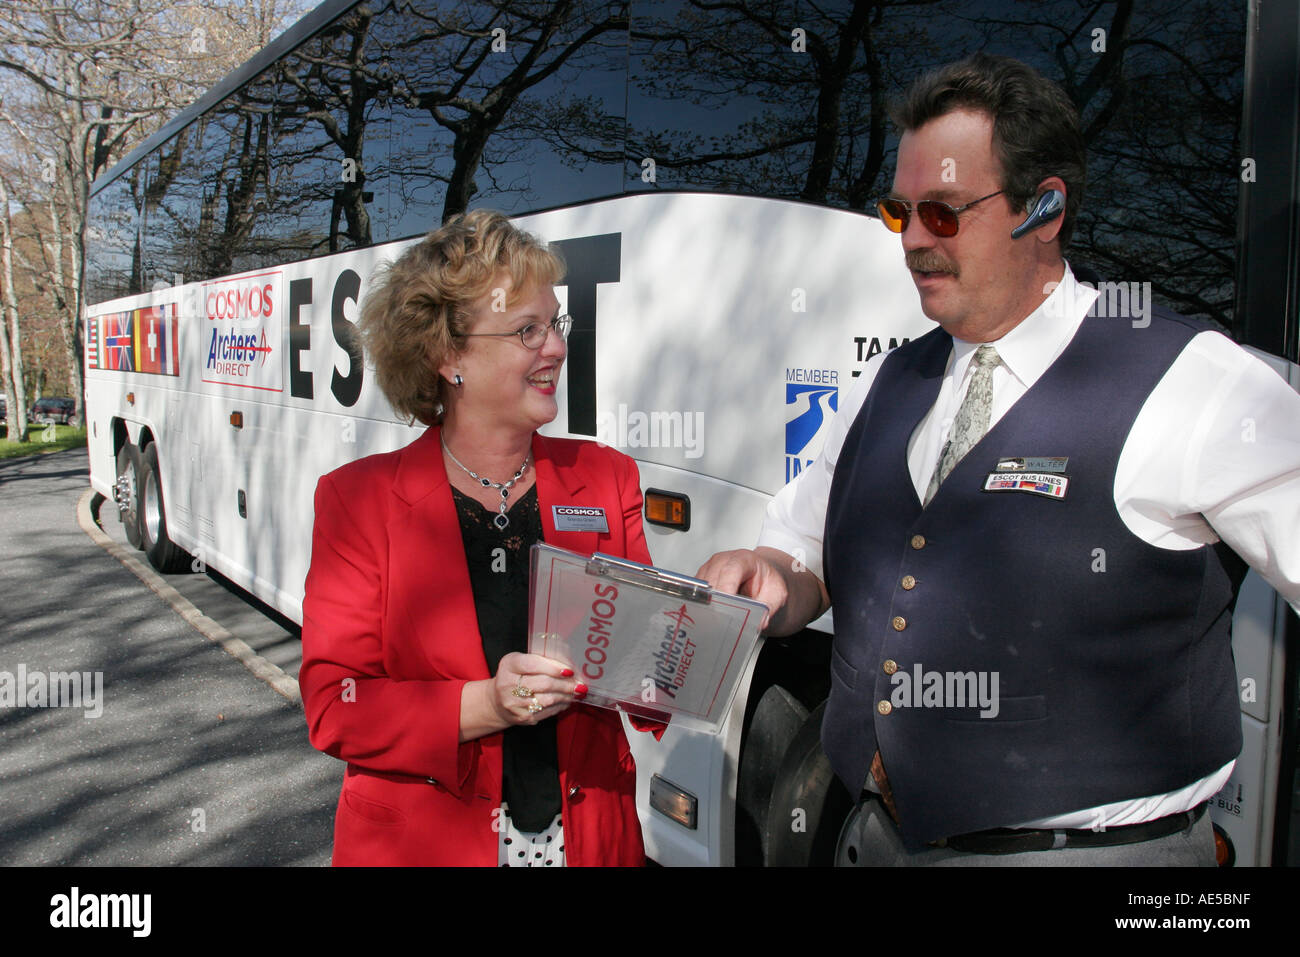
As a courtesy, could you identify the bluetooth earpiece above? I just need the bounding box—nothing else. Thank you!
[1010,189,1065,239]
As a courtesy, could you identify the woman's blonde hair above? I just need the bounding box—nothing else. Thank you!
[360,208,565,425]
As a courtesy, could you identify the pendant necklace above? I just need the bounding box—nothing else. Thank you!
[442,437,531,530]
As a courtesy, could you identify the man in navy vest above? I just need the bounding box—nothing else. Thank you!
[700,54,1300,864]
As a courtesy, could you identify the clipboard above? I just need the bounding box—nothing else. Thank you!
[527,543,767,734]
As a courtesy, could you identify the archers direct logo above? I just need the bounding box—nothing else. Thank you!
[201,271,282,391]
[647,604,697,701]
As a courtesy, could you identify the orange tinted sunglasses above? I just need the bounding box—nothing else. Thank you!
[876,190,1004,237]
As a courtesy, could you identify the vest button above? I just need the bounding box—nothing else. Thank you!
[901,575,917,590]
[877,700,892,715]
[882,659,898,675]
[910,534,926,550]
[892,616,907,631]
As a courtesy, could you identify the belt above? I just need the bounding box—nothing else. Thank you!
[934,802,1208,855]
[869,751,900,823]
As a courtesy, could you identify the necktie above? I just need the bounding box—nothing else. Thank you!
[924,344,1001,505]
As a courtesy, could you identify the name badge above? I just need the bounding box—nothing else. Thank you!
[983,472,1069,500]
[995,456,1068,473]
[552,505,610,533]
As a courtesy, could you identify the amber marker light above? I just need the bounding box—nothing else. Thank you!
[649,774,697,829]
[1213,823,1235,867]
[229,411,244,429]
[645,489,690,530]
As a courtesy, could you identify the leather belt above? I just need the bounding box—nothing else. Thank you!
[869,750,900,824]
[935,802,1208,854]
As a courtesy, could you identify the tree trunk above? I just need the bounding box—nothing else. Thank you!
[0,176,30,441]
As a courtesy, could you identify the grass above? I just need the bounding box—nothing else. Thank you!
[0,423,88,460]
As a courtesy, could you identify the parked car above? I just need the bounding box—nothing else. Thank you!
[29,397,76,425]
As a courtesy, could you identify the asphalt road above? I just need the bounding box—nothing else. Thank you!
[0,447,338,865]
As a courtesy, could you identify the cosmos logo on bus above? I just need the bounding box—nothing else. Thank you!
[785,367,839,483]
[201,271,283,392]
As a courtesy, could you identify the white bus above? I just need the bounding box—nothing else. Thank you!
[84,0,1300,866]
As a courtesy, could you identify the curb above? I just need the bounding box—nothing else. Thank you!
[76,487,302,706]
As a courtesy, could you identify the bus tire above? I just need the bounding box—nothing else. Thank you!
[763,700,855,866]
[140,442,192,573]
[115,443,143,549]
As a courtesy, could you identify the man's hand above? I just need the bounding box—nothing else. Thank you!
[696,546,829,636]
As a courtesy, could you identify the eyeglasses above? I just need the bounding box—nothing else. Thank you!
[460,313,573,349]
[876,190,1004,238]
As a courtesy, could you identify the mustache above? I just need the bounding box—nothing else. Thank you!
[905,250,958,275]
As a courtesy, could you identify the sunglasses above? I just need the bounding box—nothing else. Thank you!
[876,190,1004,238]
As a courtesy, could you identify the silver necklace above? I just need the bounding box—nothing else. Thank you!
[442,436,531,530]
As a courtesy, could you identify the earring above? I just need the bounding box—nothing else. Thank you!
[453,374,464,387]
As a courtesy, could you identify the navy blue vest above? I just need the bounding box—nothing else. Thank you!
[823,309,1245,848]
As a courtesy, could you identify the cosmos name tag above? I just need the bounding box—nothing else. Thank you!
[995,456,1068,473]
[552,505,610,533]
[983,472,1069,500]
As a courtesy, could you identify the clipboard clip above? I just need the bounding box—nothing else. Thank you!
[585,552,713,604]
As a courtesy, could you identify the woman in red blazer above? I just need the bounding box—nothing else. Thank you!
[300,210,652,866]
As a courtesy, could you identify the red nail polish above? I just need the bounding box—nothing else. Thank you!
[575,683,588,696]
[560,668,574,677]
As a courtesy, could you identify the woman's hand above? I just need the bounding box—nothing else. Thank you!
[492,652,586,725]
[460,652,587,741]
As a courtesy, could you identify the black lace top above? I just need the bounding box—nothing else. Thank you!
[451,483,560,831]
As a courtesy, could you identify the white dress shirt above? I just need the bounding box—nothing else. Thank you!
[758,264,1300,829]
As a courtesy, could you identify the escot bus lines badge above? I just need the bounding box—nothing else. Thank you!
[983,471,1069,499]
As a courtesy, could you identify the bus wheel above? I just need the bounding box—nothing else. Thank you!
[764,700,854,866]
[140,443,192,573]
[114,443,143,549]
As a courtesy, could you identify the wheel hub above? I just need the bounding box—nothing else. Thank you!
[114,472,134,512]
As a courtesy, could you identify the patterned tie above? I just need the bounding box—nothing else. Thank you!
[924,344,1001,505]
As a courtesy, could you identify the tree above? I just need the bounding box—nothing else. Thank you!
[0,171,30,441]
[0,0,313,426]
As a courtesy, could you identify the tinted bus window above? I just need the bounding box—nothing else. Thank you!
[86,169,140,303]
[626,0,862,202]
[625,0,1244,327]
[183,73,283,279]
[87,0,1245,327]
[270,4,393,257]
[139,121,207,291]
[384,0,627,232]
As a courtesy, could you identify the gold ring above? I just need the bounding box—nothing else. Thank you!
[511,685,533,698]
[527,700,543,714]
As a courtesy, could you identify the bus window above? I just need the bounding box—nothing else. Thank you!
[385,0,628,231]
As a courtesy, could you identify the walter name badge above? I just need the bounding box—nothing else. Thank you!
[552,505,610,533]
[994,456,1068,473]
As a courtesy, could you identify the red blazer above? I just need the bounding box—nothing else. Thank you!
[300,426,653,866]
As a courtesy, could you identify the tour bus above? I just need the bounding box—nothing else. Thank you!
[83,0,1299,866]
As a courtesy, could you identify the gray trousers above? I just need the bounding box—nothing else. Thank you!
[836,796,1216,866]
